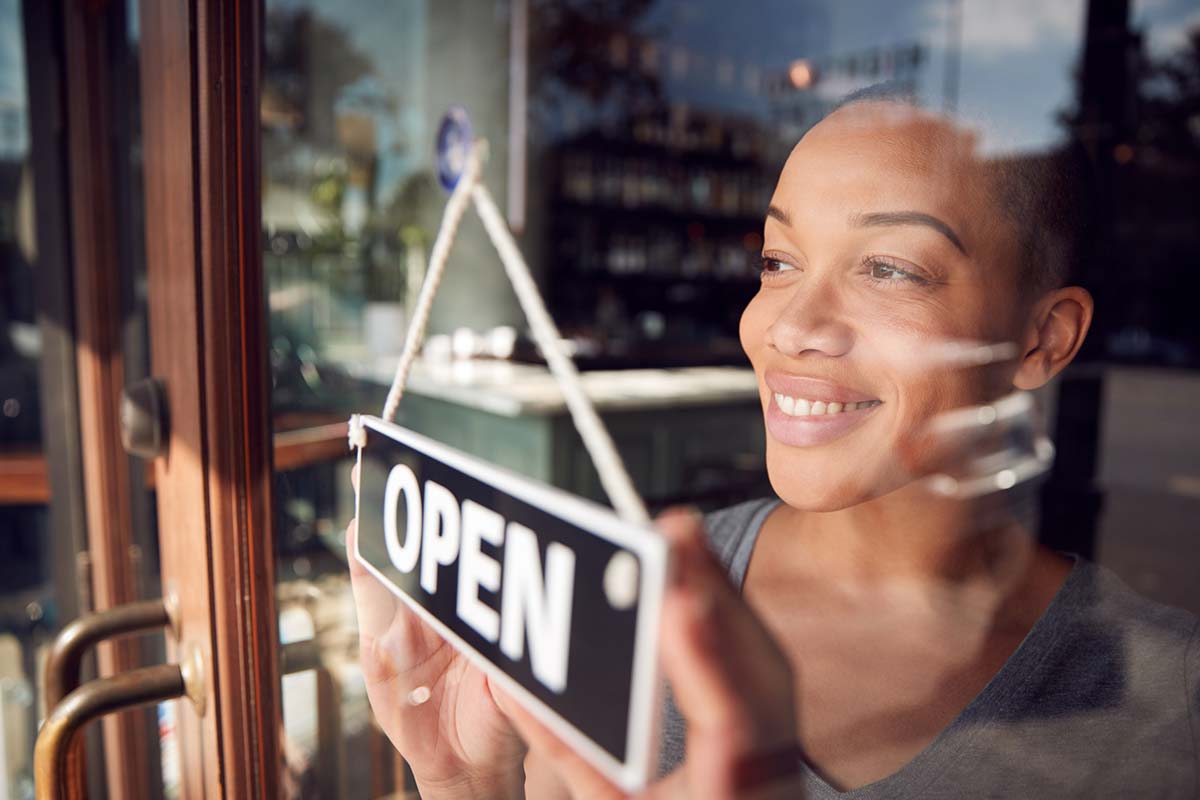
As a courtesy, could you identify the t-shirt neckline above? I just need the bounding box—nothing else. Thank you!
[735,498,1086,800]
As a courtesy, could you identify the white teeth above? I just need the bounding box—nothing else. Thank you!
[774,395,881,417]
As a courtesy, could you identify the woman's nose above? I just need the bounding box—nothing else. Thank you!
[765,279,854,359]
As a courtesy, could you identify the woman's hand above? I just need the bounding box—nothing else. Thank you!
[497,509,802,799]
[347,465,527,799]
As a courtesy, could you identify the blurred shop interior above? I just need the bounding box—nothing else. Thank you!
[2,0,1199,797]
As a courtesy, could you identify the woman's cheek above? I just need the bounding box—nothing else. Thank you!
[852,311,986,478]
[738,289,774,367]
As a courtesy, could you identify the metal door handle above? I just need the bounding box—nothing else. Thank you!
[44,598,171,710]
[35,599,204,799]
[36,665,188,799]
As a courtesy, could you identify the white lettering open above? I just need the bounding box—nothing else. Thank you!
[420,480,460,594]
[383,464,422,574]
[380,473,578,693]
[500,522,576,693]
[457,499,503,642]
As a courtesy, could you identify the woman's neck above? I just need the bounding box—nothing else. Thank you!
[764,483,1060,626]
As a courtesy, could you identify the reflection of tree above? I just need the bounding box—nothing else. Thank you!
[263,8,372,143]
[529,0,663,132]
[1137,30,1200,161]
[1131,30,1200,362]
[263,7,384,248]
[1057,16,1200,365]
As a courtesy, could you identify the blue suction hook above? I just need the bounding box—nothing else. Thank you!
[436,106,475,192]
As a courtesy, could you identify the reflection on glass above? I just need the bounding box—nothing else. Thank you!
[0,1,47,794]
[261,1,1200,796]
[0,0,165,796]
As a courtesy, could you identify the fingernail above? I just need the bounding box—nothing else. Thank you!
[669,549,686,587]
[691,587,715,621]
[668,538,700,587]
[687,588,719,650]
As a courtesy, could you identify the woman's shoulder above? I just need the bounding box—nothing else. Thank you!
[1066,558,1198,645]
[700,497,782,584]
[1047,558,1198,704]
[982,557,1200,793]
[1048,558,1199,736]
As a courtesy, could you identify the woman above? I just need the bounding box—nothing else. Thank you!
[347,96,1200,798]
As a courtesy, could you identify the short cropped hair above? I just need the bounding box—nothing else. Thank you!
[832,83,1084,295]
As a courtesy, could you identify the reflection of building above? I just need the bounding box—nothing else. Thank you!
[0,101,27,161]
[1039,0,1200,615]
[766,42,927,143]
[546,106,771,366]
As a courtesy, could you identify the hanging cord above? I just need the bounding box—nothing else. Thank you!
[380,141,486,424]
[378,141,650,525]
[470,177,650,525]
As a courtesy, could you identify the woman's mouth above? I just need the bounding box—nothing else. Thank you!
[771,394,882,417]
[762,373,883,447]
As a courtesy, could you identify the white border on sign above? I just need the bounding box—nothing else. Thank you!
[351,414,667,792]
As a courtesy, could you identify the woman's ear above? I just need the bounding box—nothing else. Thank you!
[1012,286,1094,390]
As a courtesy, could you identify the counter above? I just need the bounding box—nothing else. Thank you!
[348,359,769,509]
[348,359,762,417]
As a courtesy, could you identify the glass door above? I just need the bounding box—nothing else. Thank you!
[136,0,282,796]
[4,0,165,797]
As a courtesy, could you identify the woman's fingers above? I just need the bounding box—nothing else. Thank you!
[494,685,627,800]
[346,513,450,691]
[492,510,799,799]
[654,510,801,798]
[346,517,403,638]
[663,516,795,746]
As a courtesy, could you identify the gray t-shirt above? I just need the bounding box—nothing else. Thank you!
[658,498,1200,799]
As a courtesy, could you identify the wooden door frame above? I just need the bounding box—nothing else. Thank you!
[140,0,281,796]
[61,0,153,795]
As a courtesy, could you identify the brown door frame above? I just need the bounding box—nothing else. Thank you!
[58,0,157,796]
[140,0,281,796]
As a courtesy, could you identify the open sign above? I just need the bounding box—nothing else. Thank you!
[350,415,668,791]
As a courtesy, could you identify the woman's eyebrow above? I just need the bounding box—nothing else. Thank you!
[766,204,792,226]
[851,210,968,255]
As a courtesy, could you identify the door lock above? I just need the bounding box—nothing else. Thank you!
[120,378,168,459]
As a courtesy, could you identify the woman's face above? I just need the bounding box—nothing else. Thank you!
[741,102,1030,511]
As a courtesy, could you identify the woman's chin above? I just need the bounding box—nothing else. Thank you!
[767,470,873,513]
[765,451,915,512]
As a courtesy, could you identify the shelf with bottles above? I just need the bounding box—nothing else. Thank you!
[551,217,764,282]
[550,109,776,222]
[555,147,773,223]
[550,276,758,333]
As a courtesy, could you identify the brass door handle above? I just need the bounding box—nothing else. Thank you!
[35,599,203,800]
[36,665,187,799]
[44,598,171,710]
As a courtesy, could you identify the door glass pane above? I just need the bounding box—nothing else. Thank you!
[0,1,166,797]
[0,2,45,794]
[262,1,1200,796]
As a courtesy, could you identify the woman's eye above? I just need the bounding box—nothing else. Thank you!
[760,257,796,277]
[867,259,928,285]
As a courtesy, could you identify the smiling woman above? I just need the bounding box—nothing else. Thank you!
[646,93,1200,799]
[253,1,1200,797]
[347,67,1199,798]
[744,94,1092,510]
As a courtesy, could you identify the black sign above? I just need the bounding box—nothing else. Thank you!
[351,415,667,791]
